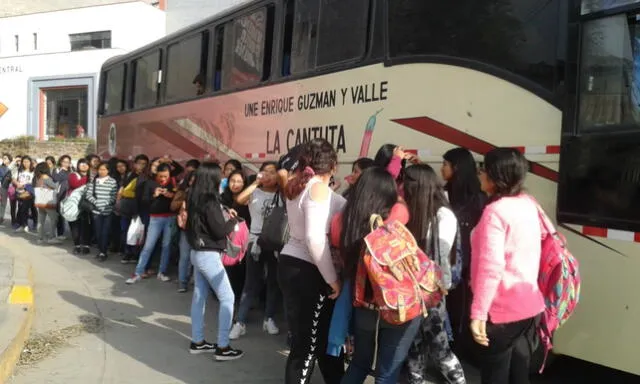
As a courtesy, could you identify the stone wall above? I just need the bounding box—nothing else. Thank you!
[0,138,96,162]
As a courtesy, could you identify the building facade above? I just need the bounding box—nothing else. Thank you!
[0,1,165,140]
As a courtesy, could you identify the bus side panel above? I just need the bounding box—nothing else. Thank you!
[97,63,640,375]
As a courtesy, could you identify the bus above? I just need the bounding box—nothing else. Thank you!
[96,0,640,376]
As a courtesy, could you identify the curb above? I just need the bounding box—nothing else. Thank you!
[0,256,34,383]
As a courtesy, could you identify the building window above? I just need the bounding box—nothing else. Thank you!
[14,35,19,52]
[103,65,126,115]
[132,50,161,108]
[69,31,111,51]
[165,31,209,101]
[33,33,38,50]
[43,87,89,139]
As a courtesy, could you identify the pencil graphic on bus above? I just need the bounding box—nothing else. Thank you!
[359,108,383,157]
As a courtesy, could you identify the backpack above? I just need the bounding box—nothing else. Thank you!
[60,185,86,222]
[220,206,250,266]
[532,199,581,373]
[354,215,444,325]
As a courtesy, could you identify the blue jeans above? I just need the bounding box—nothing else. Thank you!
[190,250,235,348]
[178,231,192,284]
[235,245,280,323]
[92,214,112,254]
[134,216,174,276]
[342,308,422,384]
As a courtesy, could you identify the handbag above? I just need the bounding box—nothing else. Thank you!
[257,191,289,252]
[34,183,58,209]
[79,180,97,213]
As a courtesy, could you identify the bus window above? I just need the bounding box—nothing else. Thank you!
[291,0,320,74]
[282,0,295,76]
[132,50,161,109]
[578,13,640,131]
[221,7,270,89]
[387,0,567,93]
[165,31,209,101]
[213,26,225,91]
[316,0,369,67]
[582,0,640,15]
[103,65,125,115]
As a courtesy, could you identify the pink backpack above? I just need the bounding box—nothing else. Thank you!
[532,198,581,373]
[221,206,249,267]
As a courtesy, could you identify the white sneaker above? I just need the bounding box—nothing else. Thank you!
[263,318,280,335]
[47,238,62,245]
[157,273,171,282]
[229,322,246,340]
[126,274,142,284]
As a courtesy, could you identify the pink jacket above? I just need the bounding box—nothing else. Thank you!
[470,194,545,324]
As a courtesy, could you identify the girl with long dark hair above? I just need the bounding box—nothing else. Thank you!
[221,169,250,298]
[374,144,420,197]
[230,161,282,339]
[470,148,544,383]
[278,138,345,384]
[185,162,243,361]
[400,164,466,384]
[13,156,36,232]
[342,157,374,198]
[335,167,417,384]
[172,171,195,293]
[441,147,487,353]
[34,162,60,244]
[68,158,91,254]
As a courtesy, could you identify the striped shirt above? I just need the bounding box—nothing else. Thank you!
[85,176,117,216]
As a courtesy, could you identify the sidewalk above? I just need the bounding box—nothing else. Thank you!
[0,246,34,383]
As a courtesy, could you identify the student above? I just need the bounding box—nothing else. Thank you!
[230,161,282,339]
[34,162,60,244]
[335,167,414,384]
[68,159,91,254]
[279,139,345,384]
[220,169,251,298]
[220,159,242,194]
[0,153,12,225]
[52,155,72,238]
[13,156,36,232]
[186,162,243,361]
[126,163,177,284]
[85,162,118,261]
[172,172,195,293]
[470,148,544,384]
[400,164,466,384]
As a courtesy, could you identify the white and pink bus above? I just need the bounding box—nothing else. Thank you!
[97,0,640,375]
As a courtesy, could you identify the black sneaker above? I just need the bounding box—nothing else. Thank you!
[73,246,81,255]
[120,254,132,264]
[81,246,90,254]
[189,341,216,355]
[97,253,107,262]
[215,346,243,361]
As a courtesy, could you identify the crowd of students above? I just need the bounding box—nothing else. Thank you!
[0,140,547,384]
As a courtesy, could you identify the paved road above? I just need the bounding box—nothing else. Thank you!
[1,228,636,384]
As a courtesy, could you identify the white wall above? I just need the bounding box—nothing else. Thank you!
[166,0,250,34]
[0,1,166,140]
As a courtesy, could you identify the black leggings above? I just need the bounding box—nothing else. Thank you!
[17,198,37,228]
[69,211,91,247]
[478,315,540,384]
[278,254,344,384]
